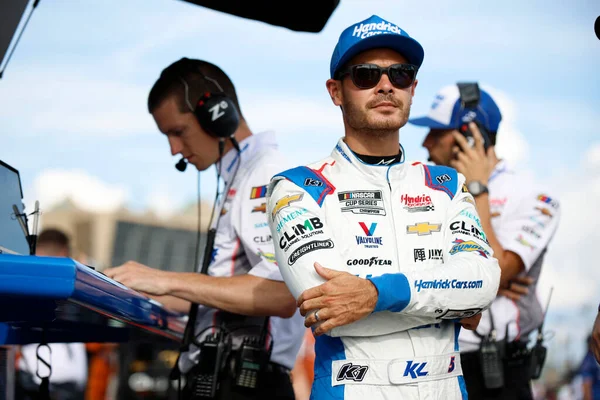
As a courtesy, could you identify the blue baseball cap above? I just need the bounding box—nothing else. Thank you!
[330,15,425,78]
[409,84,502,132]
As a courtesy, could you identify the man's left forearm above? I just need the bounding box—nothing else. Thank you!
[165,272,297,318]
[146,294,191,314]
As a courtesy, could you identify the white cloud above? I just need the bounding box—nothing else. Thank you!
[536,142,600,312]
[27,169,129,213]
[144,185,185,219]
[24,168,196,220]
[243,95,340,136]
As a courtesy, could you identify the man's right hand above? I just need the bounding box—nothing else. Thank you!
[460,313,482,330]
[104,261,171,296]
[498,275,534,301]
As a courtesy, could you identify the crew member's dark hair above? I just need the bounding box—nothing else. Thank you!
[37,228,70,253]
[147,58,243,119]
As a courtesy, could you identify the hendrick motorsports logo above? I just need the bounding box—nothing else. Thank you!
[401,194,434,213]
[351,21,404,40]
[414,278,483,292]
[288,239,334,265]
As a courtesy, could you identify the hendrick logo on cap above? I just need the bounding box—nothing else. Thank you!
[352,21,404,39]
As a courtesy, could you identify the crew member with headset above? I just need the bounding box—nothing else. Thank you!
[410,82,561,399]
[104,57,305,399]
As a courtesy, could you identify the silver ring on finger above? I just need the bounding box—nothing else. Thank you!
[314,310,321,322]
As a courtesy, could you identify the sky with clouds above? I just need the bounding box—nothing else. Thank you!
[1,0,599,364]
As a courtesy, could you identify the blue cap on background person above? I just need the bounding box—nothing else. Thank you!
[330,15,425,78]
[409,84,503,132]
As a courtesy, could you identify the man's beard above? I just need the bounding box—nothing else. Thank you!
[343,94,410,137]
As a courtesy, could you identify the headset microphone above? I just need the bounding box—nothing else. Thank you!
[175,157,188,172]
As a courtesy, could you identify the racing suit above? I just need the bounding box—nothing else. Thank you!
[266,138,501,399]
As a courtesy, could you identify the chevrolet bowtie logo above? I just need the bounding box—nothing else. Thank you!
[252,202,266,213]
[406,222,442,236]
[271,193,304,220]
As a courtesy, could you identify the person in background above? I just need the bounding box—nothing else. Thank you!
[592,306,600,363]
[411,83,562,399]
[16,228,88,400]
[104,57,305,399]
[581,333,600,400]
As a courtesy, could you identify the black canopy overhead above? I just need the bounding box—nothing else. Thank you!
[0,0,340,78]
[180,0,340,33]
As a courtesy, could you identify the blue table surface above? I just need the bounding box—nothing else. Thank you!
[0,253,186,344]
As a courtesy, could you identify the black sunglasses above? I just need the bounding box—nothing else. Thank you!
[335,63,418,89]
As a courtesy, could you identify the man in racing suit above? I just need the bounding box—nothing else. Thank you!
[266,15,501,399]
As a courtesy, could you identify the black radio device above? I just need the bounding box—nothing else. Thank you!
[456,82,492,151]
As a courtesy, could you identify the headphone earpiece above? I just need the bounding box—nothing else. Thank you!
[175,58,240,140]
[193,91,240,139]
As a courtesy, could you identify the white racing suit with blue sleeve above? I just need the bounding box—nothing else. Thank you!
[266,138,501,400]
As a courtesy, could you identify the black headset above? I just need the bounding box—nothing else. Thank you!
[176,58,240,140]
[456,82,492,151]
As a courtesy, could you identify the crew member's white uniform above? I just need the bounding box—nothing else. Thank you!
[266,138,501,400]
[179,131,305,373]
[459,160,561,351]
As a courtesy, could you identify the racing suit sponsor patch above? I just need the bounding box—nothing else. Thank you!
[449,238,489,258]
[249,185,268,199]
[279,217,324,252]
[406,222,441,236]
[537,194,559,209]
[287,239,334,265]
[529,216,547,228]
[304,177,323,187]
[414,278,483,292]
[356,222,383,248]
[271,193,303,220]
[413,248,443,262]
[436,308,482,320]
[253,235,272,244]
[336,363,368,382]
[257,249,277,264]
[462,196,476,206]
[346,257,392,267]
[521,225,541,239]
[274,208,309,233]
[459,209,482,228]
[403,360,428,379]
[535,206,554,218]
[338,190,385,216]
[515,234,536,250]
[400,194,434,213]
[450,220,487,242]
[435,174,451,184]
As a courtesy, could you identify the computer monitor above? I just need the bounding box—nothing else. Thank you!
[0,160,29,255]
